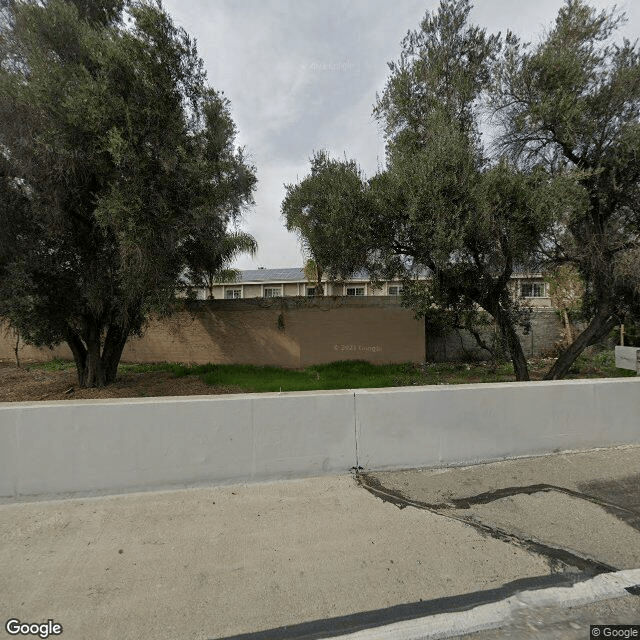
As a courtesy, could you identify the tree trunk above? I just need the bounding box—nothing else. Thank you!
[495,306,530,381]
[83,319,106,387]
[13,329,20,369]
[66,330,88,386]
[544,306,617,380]
[102,323,129,384]
[66,318,129,388]
[563,309,573,345]
[316,265,324,296]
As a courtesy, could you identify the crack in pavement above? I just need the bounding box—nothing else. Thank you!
[355,472,619,575]
[419,483,638,516]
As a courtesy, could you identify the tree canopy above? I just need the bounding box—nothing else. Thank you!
[182,225,257,299]
[284,0,640,380]
[369,0,571,380]
[492,0,640,378]
[0,0,256,386]
[281,150,371,295]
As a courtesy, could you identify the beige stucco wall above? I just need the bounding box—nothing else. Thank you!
[209,284,225,299]
[241,284,261,298]
[522,297,553,308]
[283,283,301,297]
[281,298,424,367]
[0,324,72,364]
[0,298,425,367]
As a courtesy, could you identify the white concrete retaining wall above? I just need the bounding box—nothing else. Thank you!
[355,379,640,470]
[1,378,639,500]
[0,392,356,500]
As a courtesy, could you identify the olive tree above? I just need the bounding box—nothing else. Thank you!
[492,0,640,379]
[370,0,566,380]
[282,150,372,294]
[0,0,256,386]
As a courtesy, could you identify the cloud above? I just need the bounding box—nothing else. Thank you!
[163,0,640,270]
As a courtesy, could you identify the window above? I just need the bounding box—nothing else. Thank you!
[388,285,403,296]
[225,288,242,299]
[346,286,365,296]
[264,287,281,298]
[307,287,316,297]
[521,282,545,298]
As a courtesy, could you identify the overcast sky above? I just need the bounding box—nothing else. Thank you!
[162,0,640,271]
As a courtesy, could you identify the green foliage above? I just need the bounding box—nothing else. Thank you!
[161,360,502,391]
[624,322,640,348]
[0,0,256,386]
[182,230,257,299]
[27,350,634,391]
[570,349,636,377]
[302,259,322,293]
[366,0,640,381]
[282,150,372,288]
[369,0,566,381]
[374,0,499,144]
[492,0,640,378]
[611,318,640,348]
[117,362,173,374]
[28,358,76,372]
[545,265,585,317]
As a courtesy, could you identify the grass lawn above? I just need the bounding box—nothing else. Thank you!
[29,349,636,394]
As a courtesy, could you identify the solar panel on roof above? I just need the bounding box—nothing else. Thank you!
[232,266,437,282]
[239,268,306,282]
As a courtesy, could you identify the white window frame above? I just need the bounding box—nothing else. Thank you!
[306,286,316,297]
[225,288,242,299]
[346,286,365,296]
[520,282,545,298]
[263,287,282,298]
[387,285,403,296]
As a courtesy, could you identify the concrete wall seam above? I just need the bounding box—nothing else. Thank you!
[353,392,360,470]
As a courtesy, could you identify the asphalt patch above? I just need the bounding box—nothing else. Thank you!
[579,473,640,532]
[357,472,619,575]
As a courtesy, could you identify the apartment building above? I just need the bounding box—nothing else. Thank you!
[196,267,553,307]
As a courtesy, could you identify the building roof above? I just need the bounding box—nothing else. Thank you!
[225,266,542,284]
[237,268,305,282]
[233,268,374,283]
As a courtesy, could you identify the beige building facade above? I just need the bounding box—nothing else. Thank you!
[197,267,553,308]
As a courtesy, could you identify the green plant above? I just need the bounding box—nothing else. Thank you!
[29,359,75,372]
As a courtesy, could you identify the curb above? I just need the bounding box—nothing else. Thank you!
[322,569,640,640]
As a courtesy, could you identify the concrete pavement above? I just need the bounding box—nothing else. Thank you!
[356,444,640,639]
[361,444,640,572]
[1,445,639,639]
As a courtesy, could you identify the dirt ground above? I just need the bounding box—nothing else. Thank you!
[0,354,627,403]
[0,362,239,403]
